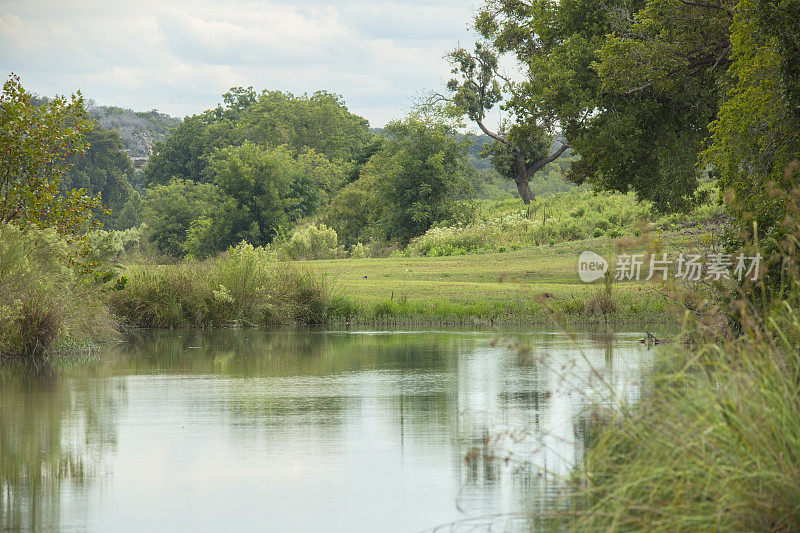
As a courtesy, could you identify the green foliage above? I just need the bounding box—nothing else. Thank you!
[350,242,368,259]
[320,179,374,247]
[141,103,353,258]
[321,116,474,247]
[368,117,473,244]
[702,0,800,237]
[444,43,567,204]
[0,223,116,357]
[467,0,727,210]
[86,225,146,263]
[109,242,337,327]
[279,223,344,260]
[405,188,672,256]
[142,115,211,186]
[141,179,225,257]
[169,142,329,258]
[374,118,466,243]
[61,123,137,229]
[208,142,317,246]
[144,89,370,185]
[0,74,107,265]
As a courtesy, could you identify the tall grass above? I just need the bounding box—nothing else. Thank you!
[567,311,800,530]
[563,196,800,531]
[0,223,117,357]
[109,242,339,328]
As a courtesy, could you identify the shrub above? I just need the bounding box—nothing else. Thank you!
[406,224,493,257]
[87,225,146,263]
[109,242,336,328]
[0,223,116,357]
[279,223,344,260]
[585,292,616,316]
[350,242,368,259]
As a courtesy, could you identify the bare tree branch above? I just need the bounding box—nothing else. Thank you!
[475,118,509,145]
[528,142,570,175]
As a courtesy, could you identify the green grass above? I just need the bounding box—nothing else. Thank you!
[109,186,729,328]
[111,234,684,328]
[296,237,678,325]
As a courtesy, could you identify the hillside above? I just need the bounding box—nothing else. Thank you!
[87,105,181,160]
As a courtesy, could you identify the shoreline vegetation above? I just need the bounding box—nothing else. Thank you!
[562,214,800,531]
[102,186,727,333]
[0,180,733,354]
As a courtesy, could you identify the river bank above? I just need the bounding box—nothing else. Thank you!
[110,239,682,329]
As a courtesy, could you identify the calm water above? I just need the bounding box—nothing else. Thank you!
[0,328,656,532]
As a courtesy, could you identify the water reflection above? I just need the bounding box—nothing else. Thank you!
[0,328,654,532]
[0,359,126,530]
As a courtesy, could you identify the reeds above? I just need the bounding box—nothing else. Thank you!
[563,191,800,531]
[109,242,338,328]
[0,223,117,357]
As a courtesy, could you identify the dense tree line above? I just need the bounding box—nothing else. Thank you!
[115,88,483,258]
[11,0,794,263]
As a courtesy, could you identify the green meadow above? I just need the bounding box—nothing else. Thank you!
[298,238,674,324]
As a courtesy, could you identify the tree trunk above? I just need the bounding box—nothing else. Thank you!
[513,150,534,204]
[514,177,535,204]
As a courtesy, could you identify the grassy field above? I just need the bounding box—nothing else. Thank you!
[109,187,726,328]
[297,236,680,325]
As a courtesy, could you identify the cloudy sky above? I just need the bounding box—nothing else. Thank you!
[0,0,490,126]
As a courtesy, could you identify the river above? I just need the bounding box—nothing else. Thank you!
[0,328,657,532]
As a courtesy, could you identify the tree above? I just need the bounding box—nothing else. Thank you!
[320,181,374,247]
[143,115,218,185]
[702,0,800,235]
[440,44,568,204]
[448,0,733,211]
[143,88,371,186]
[142,179,225,257]
[236,90,372,161]
[208,142,320,247]
[0,74,106,263]
[367,117,472,244]
[295,147,350,204]
[62,124,136,229]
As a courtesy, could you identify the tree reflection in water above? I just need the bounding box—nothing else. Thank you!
[0,358,125,530]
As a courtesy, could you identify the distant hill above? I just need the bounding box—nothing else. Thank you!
[87,105,181,159]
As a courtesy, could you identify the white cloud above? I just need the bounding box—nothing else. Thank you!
[0,0,495,126]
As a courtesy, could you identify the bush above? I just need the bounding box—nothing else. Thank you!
[86,225,146,263]
[0,223,116,357]
[406,225,492,257]
[279,223,344,260]
[350,242,368,259]
[109,241,337,327]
